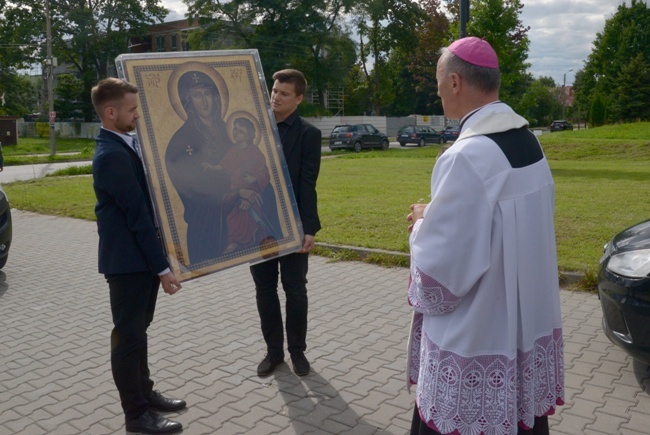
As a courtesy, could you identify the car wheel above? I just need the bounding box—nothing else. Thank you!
[353,141,362,153]
[418,138,425,147]
[0,255,8,269]
[438,137,444,144]
[399,141,405,147]
[381,139,389,150]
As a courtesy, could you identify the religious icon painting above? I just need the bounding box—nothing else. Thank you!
[115,50,304,281]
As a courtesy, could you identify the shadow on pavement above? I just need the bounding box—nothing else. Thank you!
[274,370,393,434]
[633,359,650,395]
[0,270,7,297]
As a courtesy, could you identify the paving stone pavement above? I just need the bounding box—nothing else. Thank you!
[1,210,649,435]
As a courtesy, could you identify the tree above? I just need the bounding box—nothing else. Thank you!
[0,68,38,117]
[462,0,531,105]
[573,0,650,123]
[411,0,529,116]
[54,74,84,120]
[514,76,561,127]
[352,0,425,115]
[382,48,419,116]
[410,0,450,115]
[610,54,650,122]
[0,0,41,117]
[589,94,606,127]
[343,65,371,115]
[186,0,357,109]
[0,1,169,121]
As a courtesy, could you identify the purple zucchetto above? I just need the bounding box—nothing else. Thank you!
[448,37,499,69]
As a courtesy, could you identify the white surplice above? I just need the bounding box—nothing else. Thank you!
[406,102,564,435]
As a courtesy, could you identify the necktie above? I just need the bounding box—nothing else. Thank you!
[132,135,141,155]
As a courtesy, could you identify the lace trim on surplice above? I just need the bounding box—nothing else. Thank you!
[414,329,564,435]
[408,264,462,315]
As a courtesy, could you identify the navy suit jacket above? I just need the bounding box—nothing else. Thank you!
[92,128,169,275]
[280,113,322,236]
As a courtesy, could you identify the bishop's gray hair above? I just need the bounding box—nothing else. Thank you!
[438,47,501,93]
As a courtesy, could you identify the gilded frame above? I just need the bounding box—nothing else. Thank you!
[115,50,303,281]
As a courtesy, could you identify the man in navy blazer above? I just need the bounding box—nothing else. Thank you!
[251,69,322,378]
[91,78,185,434]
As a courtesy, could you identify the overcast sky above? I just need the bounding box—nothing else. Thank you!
[161,0,625,86]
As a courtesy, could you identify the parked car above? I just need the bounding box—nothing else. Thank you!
[329,124,390,152]
[598,218,650,364]
[441,124,461,142]
[397,125,446,147]
[0,185,12,269]
[550,120,573,132]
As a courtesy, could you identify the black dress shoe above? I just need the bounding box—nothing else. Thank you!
[291,352,310,376]
[257,353,283,376]
[125,409,182,434]
[148,390,187,413]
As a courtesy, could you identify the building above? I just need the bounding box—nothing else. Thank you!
[128,19,202,53]
[564,85,574,108]
[128,18,246,54]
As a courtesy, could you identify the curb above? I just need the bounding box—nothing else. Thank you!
[315,242,587,286]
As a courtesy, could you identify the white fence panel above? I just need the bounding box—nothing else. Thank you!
[305,115,446,137]
[17,116,448,140]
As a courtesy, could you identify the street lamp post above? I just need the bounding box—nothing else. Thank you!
[562,68,573,120]
[46,0,56,155]
[460,0,470,38]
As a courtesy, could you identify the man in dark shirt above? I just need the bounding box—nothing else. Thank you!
[251,69,322,377]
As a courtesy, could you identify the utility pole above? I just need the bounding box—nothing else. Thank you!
[46,0,56,155]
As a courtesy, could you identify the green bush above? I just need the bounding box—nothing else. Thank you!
[589,94,606,127]
[35,122,49,138]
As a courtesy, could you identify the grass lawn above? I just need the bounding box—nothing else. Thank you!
[3,137,95,165]
[5,122,650,283]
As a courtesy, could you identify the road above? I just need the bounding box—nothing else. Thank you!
[0,143,415,184]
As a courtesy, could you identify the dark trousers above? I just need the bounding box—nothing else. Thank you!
[107,272,159,420]
[250,252,309,358]
[410,403,549,435]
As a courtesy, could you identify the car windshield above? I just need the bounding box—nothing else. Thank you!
[332,126,351,134]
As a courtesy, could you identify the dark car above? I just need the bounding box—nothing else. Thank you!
[0,186,11,268]
[598,219,650,364]
[329,124,390,152]
[441,124,461,142]
[550,120,573,132]
[397,125,446,147]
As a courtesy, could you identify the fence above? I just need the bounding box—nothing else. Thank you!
[16,115,448,140]
[303,115,446,137]
[17,122,100,139]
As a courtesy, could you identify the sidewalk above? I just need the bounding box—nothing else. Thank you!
[0,210,649,434]
[1,161,90,183]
